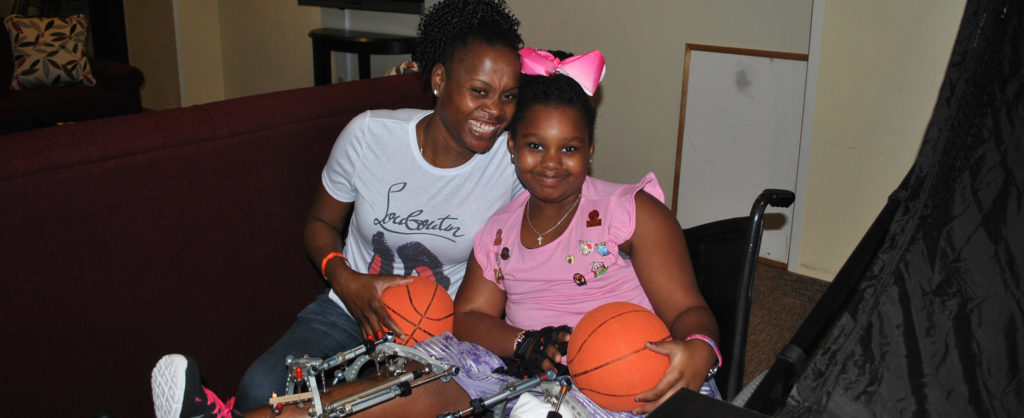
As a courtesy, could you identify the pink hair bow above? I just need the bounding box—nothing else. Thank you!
[519,47,606,96]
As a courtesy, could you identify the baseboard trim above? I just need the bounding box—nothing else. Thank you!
[758,257,788,270]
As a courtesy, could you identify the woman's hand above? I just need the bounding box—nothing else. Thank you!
[631,338,718,414]
[304,185,416,342]
[328,269,413,342]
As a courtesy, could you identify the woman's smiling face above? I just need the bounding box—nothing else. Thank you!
[509,104,594,204]
[433,42,520,156]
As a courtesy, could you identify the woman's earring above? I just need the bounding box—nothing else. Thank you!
[433,89,440,96]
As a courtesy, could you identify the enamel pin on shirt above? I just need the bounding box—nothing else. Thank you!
[579,240,595,256]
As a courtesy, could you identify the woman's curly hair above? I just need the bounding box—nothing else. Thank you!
[413,0,522,82]
[510,51,598,142]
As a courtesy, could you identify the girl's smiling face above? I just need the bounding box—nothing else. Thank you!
[509,105,594,205]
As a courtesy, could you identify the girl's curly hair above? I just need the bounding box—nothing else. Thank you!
[413,0,522,82]
[510,51,598,142]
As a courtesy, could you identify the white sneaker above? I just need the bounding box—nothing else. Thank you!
[152,354,191,418]
[151,354,241,418]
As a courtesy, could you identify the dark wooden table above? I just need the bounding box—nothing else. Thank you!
[309,28,416,84]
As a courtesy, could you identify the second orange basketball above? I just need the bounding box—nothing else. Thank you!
[380,275,454,346]
[567,301,671,411]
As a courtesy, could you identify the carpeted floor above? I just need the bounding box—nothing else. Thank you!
[743,262,830,385]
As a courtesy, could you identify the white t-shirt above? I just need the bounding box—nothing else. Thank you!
[322,108,523,311]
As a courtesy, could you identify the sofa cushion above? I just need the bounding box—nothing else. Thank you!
[3,14,96,90]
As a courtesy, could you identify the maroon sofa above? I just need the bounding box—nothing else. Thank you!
[0,73,431,417]
[0,22,145,134]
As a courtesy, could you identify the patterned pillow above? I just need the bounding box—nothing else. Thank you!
[3,14,96,90]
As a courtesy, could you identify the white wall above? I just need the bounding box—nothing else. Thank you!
[175,0,224,106]
[796,0,966,278]
[124,0,180,110]
[217,0,322,100]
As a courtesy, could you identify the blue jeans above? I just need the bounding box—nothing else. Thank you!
[235,291,362,412]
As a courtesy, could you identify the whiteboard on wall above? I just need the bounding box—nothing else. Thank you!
[672,44,807,264]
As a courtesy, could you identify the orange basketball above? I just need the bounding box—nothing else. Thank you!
[567,302,671,411]
[380,276,454,346]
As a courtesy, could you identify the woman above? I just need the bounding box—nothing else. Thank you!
[231,0,526,412]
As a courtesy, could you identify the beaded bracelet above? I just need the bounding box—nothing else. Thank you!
[512,329,528,353]
[320,251,351,278]
[685,334,722,379]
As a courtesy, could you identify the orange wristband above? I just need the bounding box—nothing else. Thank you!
[320,251,351,277]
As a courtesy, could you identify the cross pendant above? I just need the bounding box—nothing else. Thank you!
[536,235,543,246]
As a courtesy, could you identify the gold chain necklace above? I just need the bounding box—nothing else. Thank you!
[525,193,581,246]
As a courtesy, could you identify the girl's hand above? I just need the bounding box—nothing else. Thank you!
[330,271,414,342]
[503,326,572,378]
[631,338,718,414]
[541,328,572,373]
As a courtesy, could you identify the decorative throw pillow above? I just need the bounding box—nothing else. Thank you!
[3,14,96,90]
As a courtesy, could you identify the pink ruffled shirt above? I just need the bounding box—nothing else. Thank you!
[473,173,664,331]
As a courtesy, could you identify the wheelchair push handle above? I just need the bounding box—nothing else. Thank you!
[748,189,795,242]
[757,189,796,209]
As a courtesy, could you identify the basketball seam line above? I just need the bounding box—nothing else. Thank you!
[571,335,671,379]
[569,308,651,365]
[385,281,452,342]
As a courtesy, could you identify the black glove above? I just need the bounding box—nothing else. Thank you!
[497,325,572,378]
